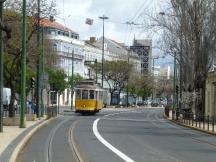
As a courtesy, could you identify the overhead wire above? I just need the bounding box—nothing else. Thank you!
[124,0,153,45]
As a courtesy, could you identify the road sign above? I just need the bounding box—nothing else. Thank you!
[40,72,48,89]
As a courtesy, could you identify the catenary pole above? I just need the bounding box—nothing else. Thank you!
[71,50,74,110]
[0,1,4,132]
[36,0,41,118]
[173,52,177,117]
[20,0,27,128]
[40,26,44,117]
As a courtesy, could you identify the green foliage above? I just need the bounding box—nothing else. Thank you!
[128,74,153,98]
[68,73,84,88]
[46,68,67,94]
[104,60,133,93]
[11,67,36,95]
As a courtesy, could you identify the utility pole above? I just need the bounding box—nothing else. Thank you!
[126,50,130,107]
[40,26,44,117]
[99,15,108,88]
[173,52,177,118]
[36,0,41,118]
[152,58,155,101]
[151,57,159,101]
[95,59,98,84]
[20,0,27,128]
[71,50,74,110]
[0,0,5,132]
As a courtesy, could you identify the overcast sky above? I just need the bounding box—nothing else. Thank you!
[55,0,164,44]
[54,0,173,66]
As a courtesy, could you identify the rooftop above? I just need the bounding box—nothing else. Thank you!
[40,18,78,34]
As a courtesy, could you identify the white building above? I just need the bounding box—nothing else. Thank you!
[41,18,85,106]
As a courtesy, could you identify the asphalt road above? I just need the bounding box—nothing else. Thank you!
[17,108,216,162]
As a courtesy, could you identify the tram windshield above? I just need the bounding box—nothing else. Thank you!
[89,90,95,99]
[82,90,88,99]
[76,89,81,99]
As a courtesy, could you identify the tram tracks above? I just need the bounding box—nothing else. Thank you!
[45,117,86,162]
[68,120,85,162]
[45,118,70,162]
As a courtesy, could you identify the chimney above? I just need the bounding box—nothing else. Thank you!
[89,37,96,44]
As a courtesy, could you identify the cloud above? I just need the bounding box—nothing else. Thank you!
[55,0,161,44]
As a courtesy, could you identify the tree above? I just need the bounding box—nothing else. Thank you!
[3,0,57,117]
[103,60,133,105]
[46,68,67,94]
[68,73,84,88]
[147,0,216,114]
[128,74,153,99]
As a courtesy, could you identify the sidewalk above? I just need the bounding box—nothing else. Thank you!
[166,115,216,136]
[0,117,53,162]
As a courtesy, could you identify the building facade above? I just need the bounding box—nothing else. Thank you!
[41,18,85,106]
[41,19,141,106]
[131,39,152,74]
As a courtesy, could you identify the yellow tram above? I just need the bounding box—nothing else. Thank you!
[74,79,107,115]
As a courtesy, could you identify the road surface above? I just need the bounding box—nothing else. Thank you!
[17,108,216,162]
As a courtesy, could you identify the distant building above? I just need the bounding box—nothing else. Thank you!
[153,65,161,77]
[160,65,171,80]
[86,37,141,105]
[131,39,152,74]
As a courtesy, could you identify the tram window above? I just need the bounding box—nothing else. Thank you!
[99,91,103,100]
[95,91,98,100]
[89,90,95,99]
[76,89,81,99]
[82,90,88,99]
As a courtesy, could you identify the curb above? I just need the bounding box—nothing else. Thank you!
[164,115,216,136]
[9,117,58,162]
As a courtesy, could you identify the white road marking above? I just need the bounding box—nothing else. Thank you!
[93,118,135,162]
[104,110,139,117]
[101,118,165,122]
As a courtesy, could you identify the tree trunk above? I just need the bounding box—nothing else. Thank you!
[110,92,114,105]
[57,93,60,114]
[9,87,16,117]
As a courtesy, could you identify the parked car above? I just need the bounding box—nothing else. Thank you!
[143,100,148,105]
[137,101,143,106]
[151,100,159,107]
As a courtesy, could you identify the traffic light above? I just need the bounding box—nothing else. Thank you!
[176,85,179,93]
[30,77,35,89]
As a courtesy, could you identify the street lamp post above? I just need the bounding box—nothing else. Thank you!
[159,11,181,117]
[151,56,159,101]
[99,15,108,88]
[126,49,131,107]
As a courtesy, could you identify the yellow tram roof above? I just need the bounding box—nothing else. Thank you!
[75,79,104,91]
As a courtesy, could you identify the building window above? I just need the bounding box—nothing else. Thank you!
[65,32,69,37]
[53,44,57,51]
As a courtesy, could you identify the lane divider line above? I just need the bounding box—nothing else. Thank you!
[93,118,135,162]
